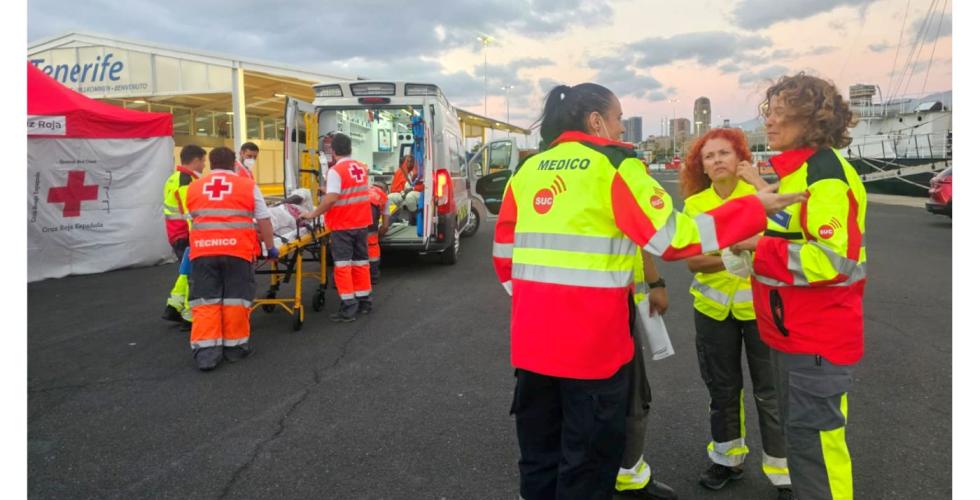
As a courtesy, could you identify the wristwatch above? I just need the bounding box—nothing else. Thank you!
[647,277,666,289]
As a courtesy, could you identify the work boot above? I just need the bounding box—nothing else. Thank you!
[776,487,795,500]
[615,478,678,500]
[162,305,182,322]
[329,308,357,323]
[223,345,253,363]
[194,347,223,372]
[357,301,373,315]
[699,463,744,490]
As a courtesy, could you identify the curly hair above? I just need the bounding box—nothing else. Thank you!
[762,72,855,150]
[680,128,752,199]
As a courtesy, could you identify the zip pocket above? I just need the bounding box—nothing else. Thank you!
[769,289,790,336]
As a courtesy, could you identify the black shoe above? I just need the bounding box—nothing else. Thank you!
[223,346,253,363]
[194,347,223,371]
[776,487,795,500]
[179,319,193,331]
[699,463,744,490]
[357,302,373,315]
[162,305,182,322]
[329,311,357,322]
[615,478,678,500]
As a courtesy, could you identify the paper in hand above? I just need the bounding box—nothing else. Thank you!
[636,309,674,361]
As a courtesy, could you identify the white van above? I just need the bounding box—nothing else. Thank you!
[283,81,478,264]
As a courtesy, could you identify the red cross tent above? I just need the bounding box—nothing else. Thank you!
[28,62,175,282]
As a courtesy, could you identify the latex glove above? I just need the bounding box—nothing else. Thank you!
[721,248,752,278]
[266,246,280,260]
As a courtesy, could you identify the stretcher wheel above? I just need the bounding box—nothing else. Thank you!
[312,290,326,311]
[292,312,303,331]
[262,290,276,313]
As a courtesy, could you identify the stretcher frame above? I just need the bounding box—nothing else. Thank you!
[250,111,329,331]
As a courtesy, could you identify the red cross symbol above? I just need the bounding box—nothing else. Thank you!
[349,163,366,183]
[204,176,233,200]
[47,170,99,218]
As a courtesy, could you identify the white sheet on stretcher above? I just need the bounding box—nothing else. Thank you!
[267,188,315,249]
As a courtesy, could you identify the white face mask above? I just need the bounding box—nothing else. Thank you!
[243,158,256,168]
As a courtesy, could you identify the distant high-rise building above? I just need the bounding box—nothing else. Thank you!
[722,118,731,128]
[669,118,691,138]
[694,96,711,136]
[622,116,642,143]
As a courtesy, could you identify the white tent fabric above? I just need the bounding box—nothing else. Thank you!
[28,137,174,282]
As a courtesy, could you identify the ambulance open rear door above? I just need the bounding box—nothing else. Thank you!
[283,96,319,204]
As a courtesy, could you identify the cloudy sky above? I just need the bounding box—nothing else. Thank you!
[28,0,951,138]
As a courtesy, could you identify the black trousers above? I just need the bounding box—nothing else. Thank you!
[171,237,189,261]
[694,309,785,465]
[512,365,629,500]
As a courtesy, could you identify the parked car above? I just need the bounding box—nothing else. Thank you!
[926,166,952,217]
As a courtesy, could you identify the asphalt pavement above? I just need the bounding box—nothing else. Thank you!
[28,174,951,499]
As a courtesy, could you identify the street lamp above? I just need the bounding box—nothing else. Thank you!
[477,35,494,118]
[668,98,679,158]
[501,84,514,136]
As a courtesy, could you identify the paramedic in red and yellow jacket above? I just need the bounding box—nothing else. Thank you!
[492,82,806,500]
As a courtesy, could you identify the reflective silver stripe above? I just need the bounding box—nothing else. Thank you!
[340,185,369,196]
[339,293,355,300]
[223,298,252,308]
[512,263,632,288]
[501,280,513,295]
[492,242,514,259]
[351,260,370,266]
[165,214,188,221]
[190,339,222,349]
[515,232,634,255]
[733,289,754,303]
[189,209,253,218]
[787,247,807,286]
[695,213,719,253]
[222,338,249,347]
[192,222,256,230]
[785,242,867,285]
[189,298,222,308]
[163,203,180,212]
[644,212,677,255]
[762,453,791,487]
[369,257,380,262]
[691,280,730,306]
[334,260,353,267]
[752,269,866,287]
[334,195,370,207]
[354,291,371,297]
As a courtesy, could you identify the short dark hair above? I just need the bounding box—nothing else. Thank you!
[331,133,352,156]
[240,142,259,153]
[209,147,237,170]
[180,144,206,165]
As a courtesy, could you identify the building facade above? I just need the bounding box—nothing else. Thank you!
[694,96,711,136]
[622,116,642,144]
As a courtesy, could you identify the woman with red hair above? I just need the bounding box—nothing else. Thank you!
[680,128,792,499]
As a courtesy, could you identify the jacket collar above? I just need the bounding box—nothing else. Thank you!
[176,165,200,178]
[769,147,816,178]
[550,131,635,150]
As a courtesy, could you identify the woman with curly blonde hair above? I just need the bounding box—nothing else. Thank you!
[750,73,867,500]
[680,128,792,499]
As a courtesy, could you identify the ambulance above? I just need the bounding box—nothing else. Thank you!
[284,81,477,264]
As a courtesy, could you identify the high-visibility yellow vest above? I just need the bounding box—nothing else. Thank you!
[752,147,867,364]
[683,180,758,321]
[491,131,769,379]
[162,166,199,244]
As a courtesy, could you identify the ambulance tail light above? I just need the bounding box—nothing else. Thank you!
[435,169,453,215]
